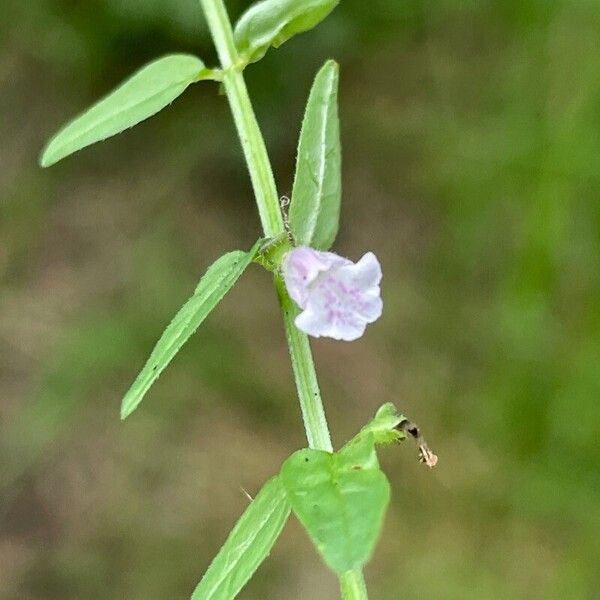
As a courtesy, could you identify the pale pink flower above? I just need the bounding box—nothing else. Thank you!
[282,246,383,341]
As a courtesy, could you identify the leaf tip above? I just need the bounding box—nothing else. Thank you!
[322,59,339,76]
[39,147,54,168]
[120,401,132,421]
[314,59,339,94]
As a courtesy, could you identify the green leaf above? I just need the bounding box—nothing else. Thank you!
[191,476,291,600]
[351,402,407,447]
[289,60,341,250]
[234,0,339,64]
[41,54,216,167]
[120,241,261,420]
[280,434,390,574]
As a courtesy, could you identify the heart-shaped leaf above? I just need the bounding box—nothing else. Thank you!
[280,434,390,574]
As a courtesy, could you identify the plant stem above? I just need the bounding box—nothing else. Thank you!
[200,0,366,594]
[340,569,369,600]
[276,276,333,452]
[200,0,282,238]
[200,0,333,453]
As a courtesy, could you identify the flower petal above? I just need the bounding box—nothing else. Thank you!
[283,246,349,308]
[337,252,382,289]
[295,305,367,341]
[283,247,383,341]
[356,293,383,323]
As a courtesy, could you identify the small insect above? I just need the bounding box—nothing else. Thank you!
[279,195,295,245]
[397,418,438,468]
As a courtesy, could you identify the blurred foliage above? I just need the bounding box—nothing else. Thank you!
[1,0,600,598]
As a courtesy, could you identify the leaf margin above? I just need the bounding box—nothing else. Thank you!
[280,433,391,575]
[289,59,341,250]
[234,0,340,65]
[120,239,261,420]
[40,53,218,167]
[191,475,291,600]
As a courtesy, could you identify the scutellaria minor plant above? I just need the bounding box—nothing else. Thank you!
[40,1,437,598]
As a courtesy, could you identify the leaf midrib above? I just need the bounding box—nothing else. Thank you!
[46,74,198,161]
[200,484,289,600]
[304,67,336,245]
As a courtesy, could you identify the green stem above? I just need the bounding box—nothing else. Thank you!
[200,0,365,594]
[340,570,369,600]
[199,0,333,453]
[199,0,282,237]
[276,276,333,452]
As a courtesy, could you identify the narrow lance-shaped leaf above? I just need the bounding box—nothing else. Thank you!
[120,240,261,420]
[280,434,390,575]
[41,54,217,167]
[191,476,291,600]
[234,0,339,64]
[289,60,341,250]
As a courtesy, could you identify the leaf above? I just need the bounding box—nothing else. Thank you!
[120,241,261,419]
[191,476,291,600]
[289,60,341,250]
[41,54,215,167]
[234,0,339,64]
[351,402,407,447]
[280,434,390,574]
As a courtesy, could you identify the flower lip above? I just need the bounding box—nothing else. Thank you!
[282,246,382,341]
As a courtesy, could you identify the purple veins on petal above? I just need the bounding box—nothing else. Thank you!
[282,246,383,341]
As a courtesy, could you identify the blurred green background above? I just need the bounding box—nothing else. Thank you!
[2,0,600,598]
